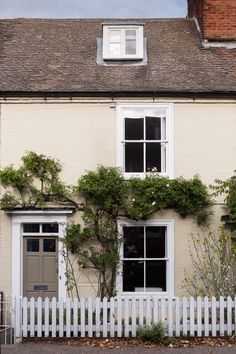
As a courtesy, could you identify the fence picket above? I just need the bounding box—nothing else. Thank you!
[204,297,209,336]
[95,298,101,337]
[44,297,49,337]
[30,297,35,337]
[131,297,136,337]
[103,297,108,338]
[59,298,64,337]
[211,296,216,337]
[182,297,187,336]
[219,296,224,336]
[22,297,28,337]
[117,297,122,337]
[80,298,85,337]
[175,297,180,337]
[124,297,129,337]
[37,297,42,337]
[73,298,78,337]
[168,298,173,337]
[51,297,57,337]
[227,296,232,336]
[110,297,115,337]
[66,298,71,337]
[161,298,165,323]
[197,296,202,337]
[189,297,194,336]
[146,298,151,326]
[153,297,158,323]
[139,298,144,326]
[87,298,93,337]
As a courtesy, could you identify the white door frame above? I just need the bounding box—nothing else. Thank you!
[9,210,74,299]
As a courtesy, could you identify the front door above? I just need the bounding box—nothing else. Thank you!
[23,237,58,298]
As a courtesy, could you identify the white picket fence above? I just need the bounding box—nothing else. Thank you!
[13,296,236,340]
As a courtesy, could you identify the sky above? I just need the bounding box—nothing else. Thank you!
[1,0,187,19]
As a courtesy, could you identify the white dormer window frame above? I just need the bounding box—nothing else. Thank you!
[103,25,144,60]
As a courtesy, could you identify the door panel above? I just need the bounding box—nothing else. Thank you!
[23,237,58,299]
[25,256,41,282]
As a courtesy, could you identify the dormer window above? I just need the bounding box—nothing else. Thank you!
[103,24,144,60]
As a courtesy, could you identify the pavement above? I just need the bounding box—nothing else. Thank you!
[1,343,236,354]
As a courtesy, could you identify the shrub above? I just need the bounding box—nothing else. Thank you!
[137,322,166,343]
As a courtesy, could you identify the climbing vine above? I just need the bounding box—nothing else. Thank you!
[212,171,236,229]
[0,152,213,298]
[0,151,73,209]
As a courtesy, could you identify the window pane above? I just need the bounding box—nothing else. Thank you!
[27,239,39,252]
[110,30,121,42]
[125,118,143,140]
[146,117,161,140]
[124,227,144,258]
[23,224,40,233]
[123,261,144,291]
[146,143,161,172]
[146,227,166,258]
[125,29,136,39]
[110,43,121,56]
[146,261,166,292]
[125,143,143,172]
[43,239,56,252]
[42,223,59,233]
[126,40,136,55]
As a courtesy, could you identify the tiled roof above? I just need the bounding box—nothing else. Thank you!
[0,18,235,95]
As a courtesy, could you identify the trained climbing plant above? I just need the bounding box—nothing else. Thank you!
[0,151,73,209]
[0,152,213,298]
[212,171,236,229]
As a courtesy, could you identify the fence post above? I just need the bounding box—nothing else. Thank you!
[14,297,22,342]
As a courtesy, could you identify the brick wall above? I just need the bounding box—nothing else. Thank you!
[188,0,236,40]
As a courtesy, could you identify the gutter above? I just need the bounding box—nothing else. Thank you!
[0,90,236,100]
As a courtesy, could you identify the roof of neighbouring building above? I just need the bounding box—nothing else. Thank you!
[0,18,235,95]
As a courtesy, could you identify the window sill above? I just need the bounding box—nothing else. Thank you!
[123,172,170,180]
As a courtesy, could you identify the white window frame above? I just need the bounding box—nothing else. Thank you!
[103,25,144,60]
[9,210,74,299]
[116,219,174,297]
[116,103,173,179]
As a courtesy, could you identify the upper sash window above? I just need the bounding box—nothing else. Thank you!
[117,104,173,178]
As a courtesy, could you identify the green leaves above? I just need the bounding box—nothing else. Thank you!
[0,165,32,193]
[125,175,211,224]
[77,166,127,215]
[0,151,71,209]
[213,171,236,222]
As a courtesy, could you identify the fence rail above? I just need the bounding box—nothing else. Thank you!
[13,296,236,340]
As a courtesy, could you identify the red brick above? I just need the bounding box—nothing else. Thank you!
[188,0,236,40]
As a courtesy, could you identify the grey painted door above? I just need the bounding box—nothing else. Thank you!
[23,237,58,298]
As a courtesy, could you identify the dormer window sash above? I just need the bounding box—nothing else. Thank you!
[103,25,144,60]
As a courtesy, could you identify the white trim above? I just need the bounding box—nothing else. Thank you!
[116,103,174,179]
[103,25,144,60]
[7,209,74,215]
[11,213,69,299]
[116,219,174,297]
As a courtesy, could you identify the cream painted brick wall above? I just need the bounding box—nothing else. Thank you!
[0,100,235,297]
